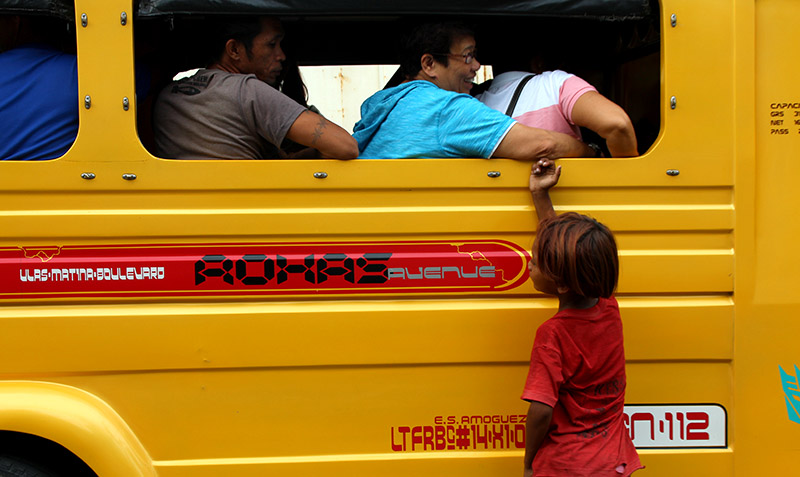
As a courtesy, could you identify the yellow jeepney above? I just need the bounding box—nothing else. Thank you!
[0,0,798,475]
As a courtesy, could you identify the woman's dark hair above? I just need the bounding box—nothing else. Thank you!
[276,38,308,107]
[534,212,619,298]
[399,22,474,80]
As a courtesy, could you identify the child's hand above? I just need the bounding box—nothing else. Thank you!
[523,468,534,477]
[529,159,561,194]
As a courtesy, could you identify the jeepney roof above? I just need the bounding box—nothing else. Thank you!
[0,0,73,21]
[0,0,653,22]
[138,0,652,20]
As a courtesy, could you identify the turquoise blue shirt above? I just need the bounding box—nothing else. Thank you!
[353,81,515,159]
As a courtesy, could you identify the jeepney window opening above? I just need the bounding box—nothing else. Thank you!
[0,13,78,162]
[133,8,661,158]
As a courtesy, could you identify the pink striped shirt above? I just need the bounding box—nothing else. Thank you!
[476,70,596,139]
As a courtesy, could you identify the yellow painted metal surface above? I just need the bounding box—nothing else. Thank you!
[735,0,800,475]
[0,382,155,476]
[0,0,798,475]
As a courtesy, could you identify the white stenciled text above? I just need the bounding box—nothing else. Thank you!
[20,267,165,282]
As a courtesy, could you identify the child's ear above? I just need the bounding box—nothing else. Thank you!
[556,284,570,295]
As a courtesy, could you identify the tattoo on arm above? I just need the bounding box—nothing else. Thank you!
[311,117,327,145]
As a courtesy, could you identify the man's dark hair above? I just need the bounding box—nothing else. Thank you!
[399,22,474,80]
[207,16,264,65]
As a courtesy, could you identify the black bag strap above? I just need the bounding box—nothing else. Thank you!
[504,74,535,117]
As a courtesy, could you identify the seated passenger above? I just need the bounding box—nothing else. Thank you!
[476,69,638,157]
[352,23,592,160]
[272,54,325,159]
[153,17,357,160]
[0,15,78,161]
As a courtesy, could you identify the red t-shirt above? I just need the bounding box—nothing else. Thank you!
[521,297,642,476]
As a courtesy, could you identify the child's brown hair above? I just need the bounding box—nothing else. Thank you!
[534,212,619,298]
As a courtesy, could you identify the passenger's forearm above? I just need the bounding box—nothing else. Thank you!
[316,136,359,159]
[286,111,359,159]
[311,123,359,159]
[493,125,592,160]
[551,131,594,158]
[571,91,637,157]
[604,125,638,157]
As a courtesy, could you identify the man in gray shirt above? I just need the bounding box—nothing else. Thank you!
[154,17,357,160]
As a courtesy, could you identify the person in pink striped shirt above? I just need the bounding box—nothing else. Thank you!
[476,70,638,157]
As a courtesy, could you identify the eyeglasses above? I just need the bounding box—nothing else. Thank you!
[433,50,478,64]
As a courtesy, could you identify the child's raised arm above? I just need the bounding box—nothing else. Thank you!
[529,159,561,223]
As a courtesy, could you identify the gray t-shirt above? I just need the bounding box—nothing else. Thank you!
[153,69,306,159]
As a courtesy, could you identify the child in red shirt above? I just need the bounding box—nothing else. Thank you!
[522,160,642,477]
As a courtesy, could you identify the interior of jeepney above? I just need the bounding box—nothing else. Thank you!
[1,0,662,158]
